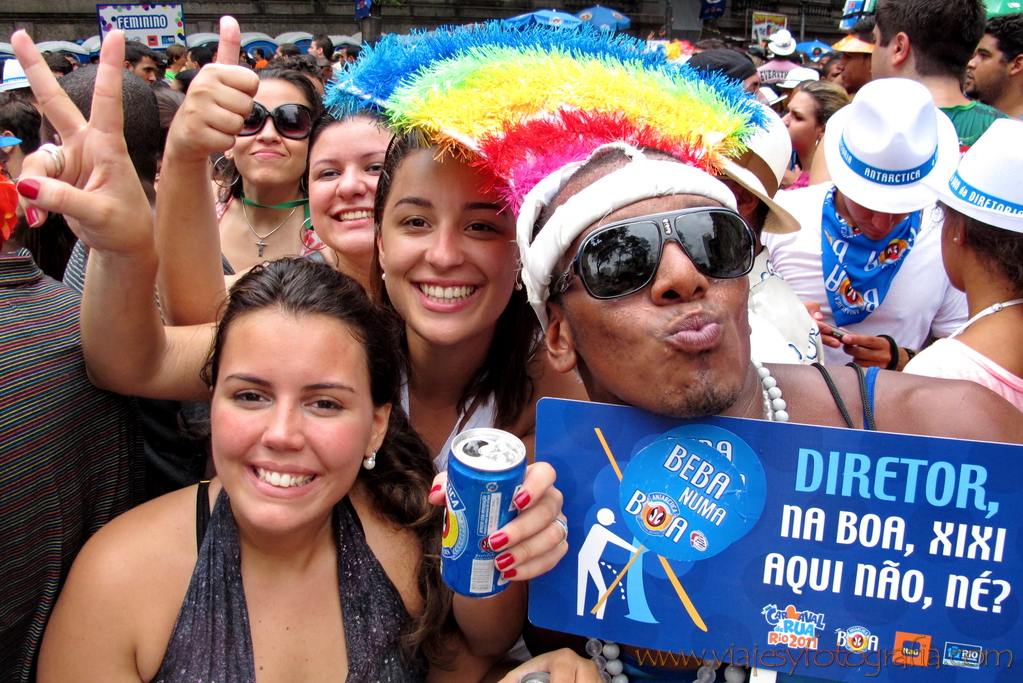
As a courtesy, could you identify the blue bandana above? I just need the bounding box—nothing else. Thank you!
[820,187,920,326]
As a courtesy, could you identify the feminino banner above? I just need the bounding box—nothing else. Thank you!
[97,4,185,48]
[529,398,1019,681]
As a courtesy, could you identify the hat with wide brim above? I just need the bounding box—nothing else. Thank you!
[721,160,801,234]
[824,79,959,214]
[758,86,784,105]
[832,35,874,54]
[778,66,820,89]
[768,29,797,56]
[924,118,1023,233]
[0,59,29,93]
[720,104,801,234]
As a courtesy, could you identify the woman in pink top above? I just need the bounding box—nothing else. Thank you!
[904,119,1023,410]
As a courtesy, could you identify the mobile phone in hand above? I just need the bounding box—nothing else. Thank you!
[825,326,854,341]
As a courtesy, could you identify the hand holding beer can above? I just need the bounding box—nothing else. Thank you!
[441,428,527,596]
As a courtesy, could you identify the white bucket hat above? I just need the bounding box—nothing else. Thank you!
[768,29,796,57]
[0,59,29,93]
[924,118,1023,233]
[778,66,820,89]
[721,105,801,234]
[824,78,958,214]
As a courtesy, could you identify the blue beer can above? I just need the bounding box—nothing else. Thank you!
[442,427,527,596]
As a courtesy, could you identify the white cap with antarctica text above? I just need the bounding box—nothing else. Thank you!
[924,118,1023,233]
[823,78,959,214]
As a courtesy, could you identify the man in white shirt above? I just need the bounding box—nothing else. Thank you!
[765,79,966,369]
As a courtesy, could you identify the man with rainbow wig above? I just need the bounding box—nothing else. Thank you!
[330,23,1023,682]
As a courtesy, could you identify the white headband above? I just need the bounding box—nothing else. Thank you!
[515,143,738,328]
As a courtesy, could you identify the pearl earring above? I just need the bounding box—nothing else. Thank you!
[363,451,377,470]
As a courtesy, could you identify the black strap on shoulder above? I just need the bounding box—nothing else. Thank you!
[340,495,363,532]
[812,362,855,429]
[195,480,211,552]
[846,362,877,431]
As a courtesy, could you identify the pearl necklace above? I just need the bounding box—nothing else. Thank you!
[752,360,788,422]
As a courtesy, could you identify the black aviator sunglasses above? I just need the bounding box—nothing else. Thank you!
[549,207,756,300]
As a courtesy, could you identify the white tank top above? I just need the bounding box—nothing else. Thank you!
[399,380,499,472]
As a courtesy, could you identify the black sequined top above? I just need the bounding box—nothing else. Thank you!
[151,487,425,683]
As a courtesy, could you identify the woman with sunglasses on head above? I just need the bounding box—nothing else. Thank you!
[12,29,584,683]
[780,80,848,190]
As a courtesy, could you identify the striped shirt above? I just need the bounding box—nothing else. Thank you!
[0,249,144,682]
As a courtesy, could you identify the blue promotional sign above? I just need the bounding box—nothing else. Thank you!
[529,398,1020,681]
[97,4,185,48]
[699,0,726,21]
[355,0,372,21]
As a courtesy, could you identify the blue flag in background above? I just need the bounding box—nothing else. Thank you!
[356,0,371,21]
[699,0,726,20]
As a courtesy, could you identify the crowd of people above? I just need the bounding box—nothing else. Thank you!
[1,0,1022,681]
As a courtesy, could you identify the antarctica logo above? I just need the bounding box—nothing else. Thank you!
[637,492,681,536]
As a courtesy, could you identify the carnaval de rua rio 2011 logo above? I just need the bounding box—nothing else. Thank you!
[618,424,766,562]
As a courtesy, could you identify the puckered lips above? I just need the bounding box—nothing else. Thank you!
[663,310,724,353]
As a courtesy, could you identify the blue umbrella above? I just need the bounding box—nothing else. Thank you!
[796,40,832,58]
[504,9,583,29]
[576,5,631,30]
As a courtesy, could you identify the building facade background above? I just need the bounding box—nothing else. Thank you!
[1,0,847,50]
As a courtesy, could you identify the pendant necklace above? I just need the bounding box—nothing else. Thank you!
[242,201,298,258]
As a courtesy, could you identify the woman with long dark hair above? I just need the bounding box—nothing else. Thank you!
[11,28,577,682]
[905,119,1023,409]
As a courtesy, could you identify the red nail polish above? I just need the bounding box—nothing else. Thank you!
[25,207,40,226]
[429,484,441,495]
[502,568,517,579]
[513,491,531,509]
[489,532,508,550]
[17,178,40,200]
[495,553,514,570]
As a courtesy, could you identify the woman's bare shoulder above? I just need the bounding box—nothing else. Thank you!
[38,485,202,683]
[81,484,199,570]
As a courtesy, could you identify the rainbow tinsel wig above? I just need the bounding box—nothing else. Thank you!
[325,23,765,324]
[326,23,763,211]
